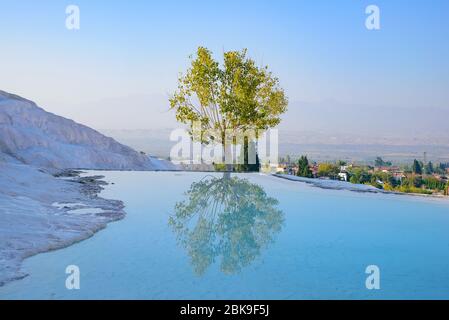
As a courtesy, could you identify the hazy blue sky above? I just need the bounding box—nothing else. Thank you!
[0,0,448,133]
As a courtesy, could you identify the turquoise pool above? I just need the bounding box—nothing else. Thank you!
[1,171,449,299]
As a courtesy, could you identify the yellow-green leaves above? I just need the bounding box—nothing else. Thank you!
[169,47,288,144]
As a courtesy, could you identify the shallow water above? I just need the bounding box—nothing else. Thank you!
[2,171,449,299]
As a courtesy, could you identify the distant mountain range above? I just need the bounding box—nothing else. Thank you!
[101,128,449,164]
[6,88,444,166]
[36,92,448,164]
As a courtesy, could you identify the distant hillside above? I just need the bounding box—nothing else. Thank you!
[0,90,174,170]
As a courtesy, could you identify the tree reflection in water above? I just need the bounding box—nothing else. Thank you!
[169,174,284,275]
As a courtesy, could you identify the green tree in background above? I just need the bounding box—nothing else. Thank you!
[412,159,423,175]
[235,137,260,172]
[375,157,392,167]
[422,176,445,190]
[349,167,372,184]
[337,160,347,166]
[317,163,339,179]
[424,161,434,175]
[437,162,449,174]
[170,47,288,168]
[296,155,312,178]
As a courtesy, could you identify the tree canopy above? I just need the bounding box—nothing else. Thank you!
[297,155,312,178]
[317,163,339,179]
[412,159,423,175]
[424,161,434,175]
[169,47,288,149]
[374,157,392,167]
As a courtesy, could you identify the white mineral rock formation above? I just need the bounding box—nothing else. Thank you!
[0,90,176,286]
[0,90,176,171]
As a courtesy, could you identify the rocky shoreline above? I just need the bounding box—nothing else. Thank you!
[0,163,126,287]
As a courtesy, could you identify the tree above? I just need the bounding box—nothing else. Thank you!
[412,159,422,175]
[337,160,347,166]
[422,176,445,190]
[375,157,392,167]
[374,157,383,167]
[424,161,434,175]
[348,167,372,184]
[402,175,423,188]
[170,47,288,170]
[317,163,339,179]
[235,137,260,172]
[297,155,312,178]
[438,162,449,174]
